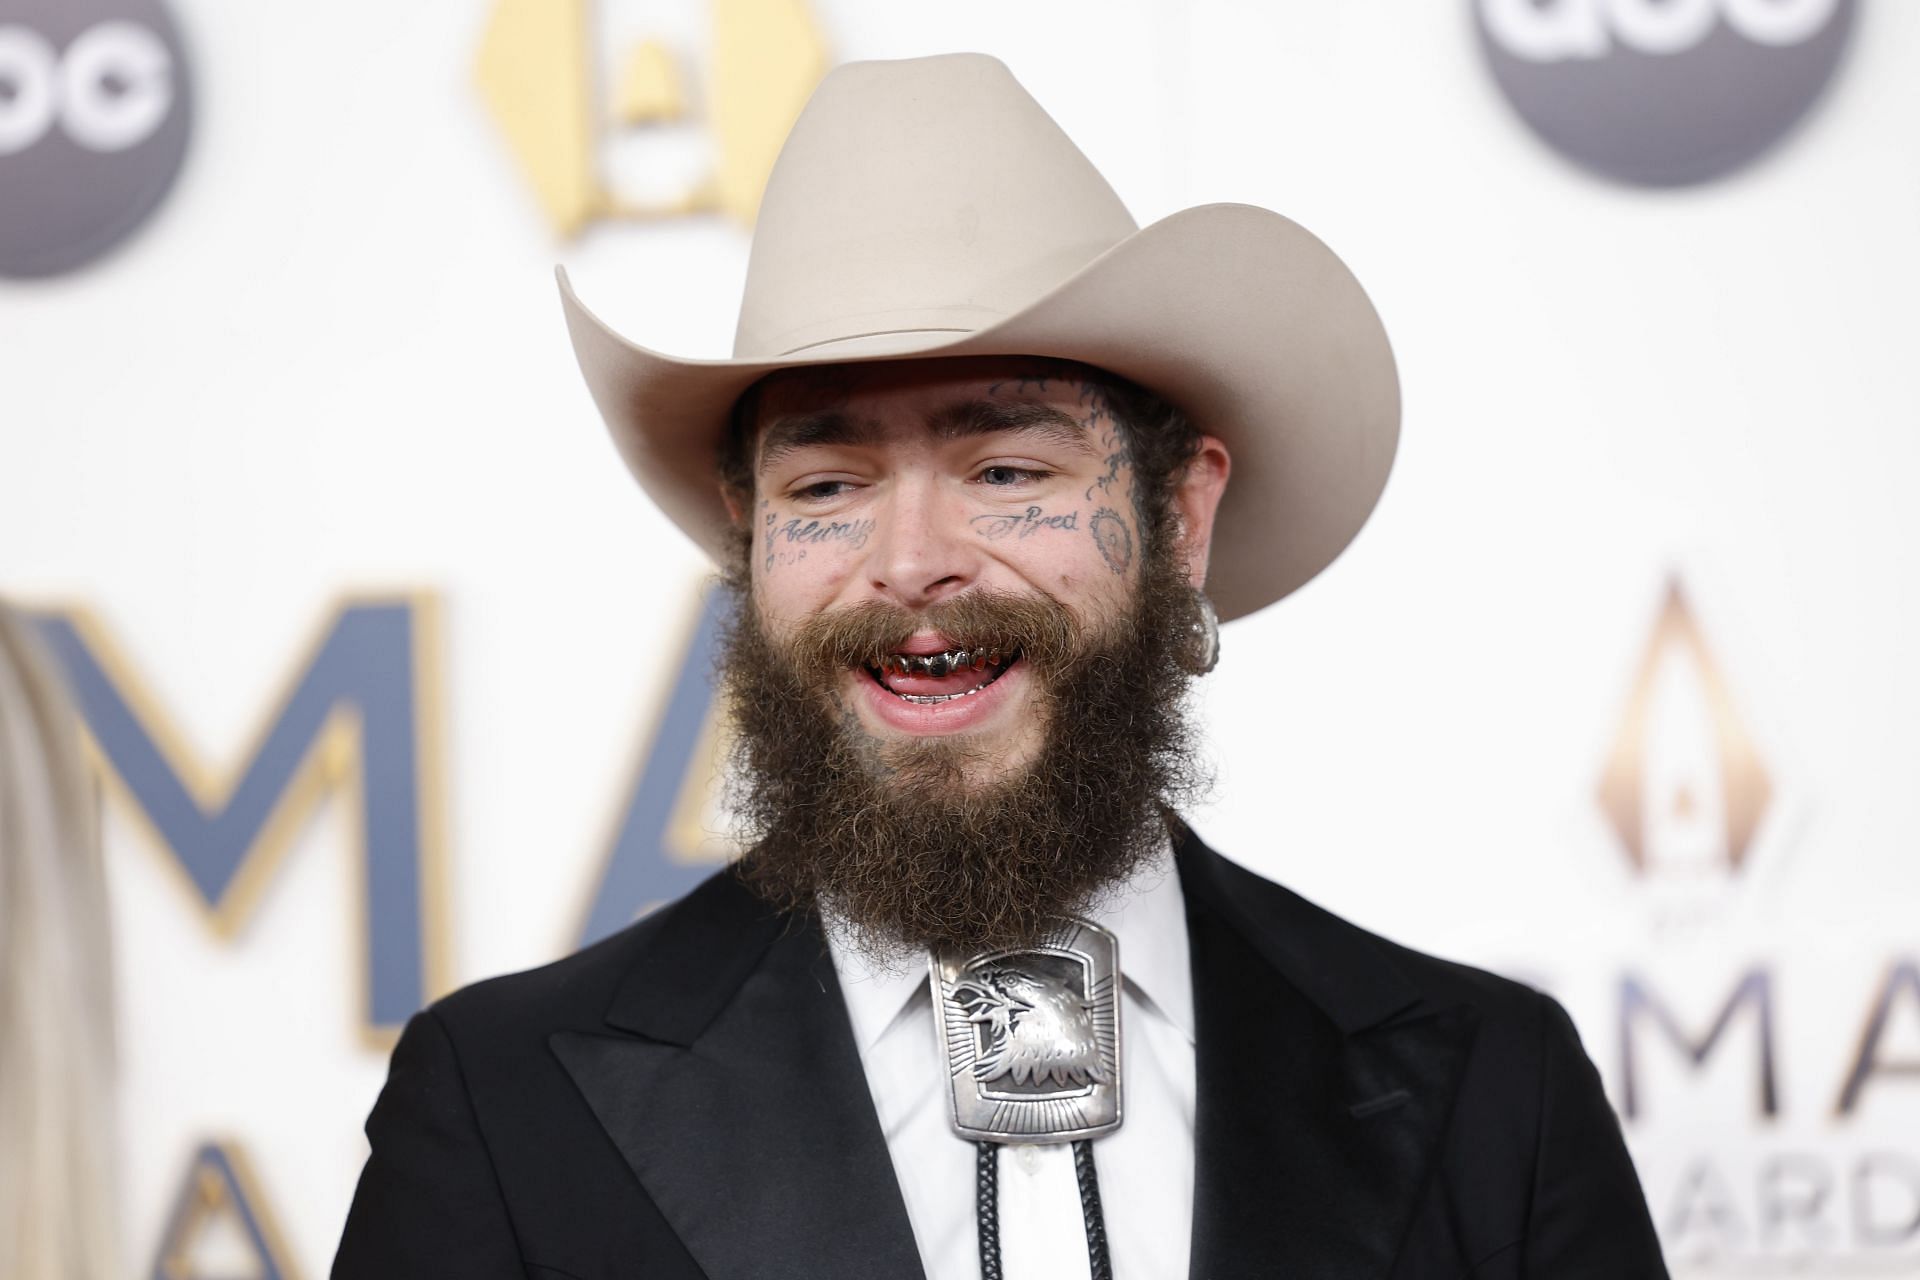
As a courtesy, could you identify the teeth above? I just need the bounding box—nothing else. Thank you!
[866,645,1019,702]
[877,648,988,676]
[870,647,1015,682]
[897,682,993,704]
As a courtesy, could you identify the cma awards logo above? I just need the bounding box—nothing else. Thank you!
[33,589,731,1277]
[473,0,827,234]
[149,1144,298,1280]
[0,0,191,277]
[1474,0,1855,186]
[30,590,732,1039]
[1594,580,1920,1267]
[1596,577,1776,897]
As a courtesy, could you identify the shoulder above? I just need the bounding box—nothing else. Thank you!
[1179,844,1664,1264]
[1354,912,1579,1096]
[1361,917,1559,1031]
[1179,831,1553,1030]
[1184,834,1618,1152]
[426,917,649,1042]
[425,864,776,1048]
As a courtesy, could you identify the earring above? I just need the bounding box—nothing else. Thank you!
[1183,590,1220,675]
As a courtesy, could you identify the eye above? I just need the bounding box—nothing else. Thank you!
[790,478,856,502]
[977,465,1049,487]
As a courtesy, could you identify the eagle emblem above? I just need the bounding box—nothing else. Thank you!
[931,918,1122,1142]
[953,962,1109,1089]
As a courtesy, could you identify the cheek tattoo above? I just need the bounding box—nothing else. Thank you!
[1090,508,1133,575]
[971,506,1080,541]
[761,512,877,573]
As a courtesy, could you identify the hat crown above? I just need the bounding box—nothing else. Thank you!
[734,54,1139,359]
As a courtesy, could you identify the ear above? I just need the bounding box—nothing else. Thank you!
[1170,436,1231,589]
[720,482,748,527]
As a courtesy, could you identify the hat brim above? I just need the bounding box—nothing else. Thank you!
[558,202,1399,623]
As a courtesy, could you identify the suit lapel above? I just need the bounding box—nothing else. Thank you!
[1178,833,1481,1278]
[552,874,924,1280]
[548,837,1476,1278]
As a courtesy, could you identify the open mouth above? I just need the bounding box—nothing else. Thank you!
[865,647,1021,704]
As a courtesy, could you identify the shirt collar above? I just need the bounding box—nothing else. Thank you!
[825,836,1194,1059]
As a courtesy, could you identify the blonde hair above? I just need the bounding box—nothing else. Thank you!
[0,605,118,1280]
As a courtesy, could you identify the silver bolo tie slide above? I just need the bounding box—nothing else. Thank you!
[930,918,1121,1280]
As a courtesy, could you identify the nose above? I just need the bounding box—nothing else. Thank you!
[863,472,981,609]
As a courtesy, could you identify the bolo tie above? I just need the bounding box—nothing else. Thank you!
[930,918,1120,1280]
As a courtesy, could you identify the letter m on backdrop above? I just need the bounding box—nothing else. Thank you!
[32,600,446,1038]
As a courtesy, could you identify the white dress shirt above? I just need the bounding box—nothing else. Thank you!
[826,847,1195,1280]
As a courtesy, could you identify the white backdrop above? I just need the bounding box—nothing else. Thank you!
[3,1,1918,1275]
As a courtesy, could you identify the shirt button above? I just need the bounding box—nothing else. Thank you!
[1016,1145,1041,1176]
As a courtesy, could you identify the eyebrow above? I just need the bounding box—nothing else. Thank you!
[756,410,884,473]
[925,399,1101,458]
[755,398,1102,474]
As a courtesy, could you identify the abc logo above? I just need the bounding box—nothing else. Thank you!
[0,0,191,277]
[0,22,174,155]
[1474,0,1854,186]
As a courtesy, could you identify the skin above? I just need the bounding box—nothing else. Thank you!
[725,356,1231,780]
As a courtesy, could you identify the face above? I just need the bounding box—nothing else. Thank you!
[741,356,1224,783]
[717,355,1230,955]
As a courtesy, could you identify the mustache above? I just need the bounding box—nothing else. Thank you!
[778,590,1083,676]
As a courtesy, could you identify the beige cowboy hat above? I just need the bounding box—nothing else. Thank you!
[559,52,1398,622]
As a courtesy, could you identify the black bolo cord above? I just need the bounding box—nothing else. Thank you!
[1072,1140,1114,1280]
[974,1140,1113,1280]
[976,1142,1003,1280]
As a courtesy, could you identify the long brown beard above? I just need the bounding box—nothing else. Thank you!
[719,541,1206,956]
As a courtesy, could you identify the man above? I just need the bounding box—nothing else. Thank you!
[335,54,1667,1278]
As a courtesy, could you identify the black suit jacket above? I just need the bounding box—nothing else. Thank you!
[334,831,1668,1278]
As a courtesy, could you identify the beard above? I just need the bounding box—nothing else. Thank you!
[717,536,1207,958]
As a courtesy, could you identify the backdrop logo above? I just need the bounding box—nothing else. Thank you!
[1597,579,1771,881]
[1473,0,1854,186]
[32,598,449,1040]
[150,1142,296,1280]
[1591,580,1920,1266]
[474,0,827,235]
[576,586,735,947]
[0,0,191,277]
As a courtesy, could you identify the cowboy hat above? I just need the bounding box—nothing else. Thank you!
[558,52,1398,622]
